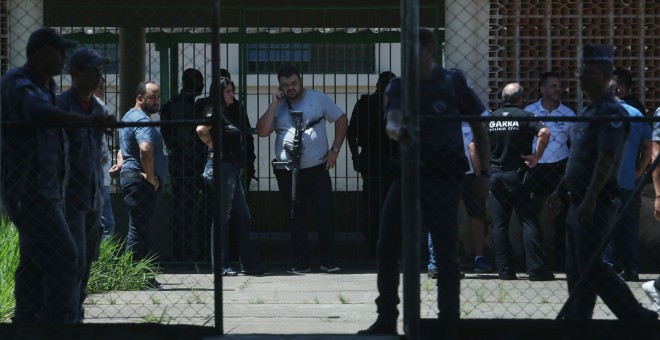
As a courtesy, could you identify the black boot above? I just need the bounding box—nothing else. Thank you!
[357,316,397,335]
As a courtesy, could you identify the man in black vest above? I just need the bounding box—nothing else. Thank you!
[488,83,553,281]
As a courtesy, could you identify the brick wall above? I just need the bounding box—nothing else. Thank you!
[489,0,660,115]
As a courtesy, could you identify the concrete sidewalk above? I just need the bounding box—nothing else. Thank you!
[75,268,660,338]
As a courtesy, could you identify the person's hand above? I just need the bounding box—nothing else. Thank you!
[272,91,284,103]
[577,195,596,226]
[654,196,660,221]
[108,163,122,179]
[547,190,563,217]
[325,150,339,170]
[140,173,160,191]
[521,154,539,168]
[352,157,359,172]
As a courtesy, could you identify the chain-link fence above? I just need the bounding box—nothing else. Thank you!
[2,0,660,337]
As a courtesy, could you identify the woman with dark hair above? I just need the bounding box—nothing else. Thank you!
[196,77,265,276]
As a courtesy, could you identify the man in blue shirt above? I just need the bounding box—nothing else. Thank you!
[1,27,108,323]
[118,81,168,289]
[602,79,652,281]
[57,47,110,321]
[548,44,656,320]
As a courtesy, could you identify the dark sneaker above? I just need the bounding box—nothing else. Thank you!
[474,256,494,273]
[146,278,163,290]
[222,268,238,276]
[529,272,555,281]
[286,266,311,274]
[499,272,518,280]
[357,318,397,335]
[320,265,341,273]
[242,268,270,276]
[620,271,639,282]
[428,269,465,279]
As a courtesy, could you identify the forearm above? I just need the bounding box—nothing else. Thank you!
[332,115,348,148]
[196,125,214,149]
[468,142,481,173]
[256,102,278,137]
[468,122,490,171]
[653,142,660,197]
[535,128,550,160]
[139,146,156,179]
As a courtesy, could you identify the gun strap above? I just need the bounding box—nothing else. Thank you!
[285,98,294,111]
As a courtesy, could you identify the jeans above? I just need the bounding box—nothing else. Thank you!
[376,177,461,320]
[490,168,547,276]
[563,198,649,319]
[121,172,161,262]
[10,198,79,323]
[206,159,262,272]
[273,163,336,267]
[65,206,101,322]
[100,185,115,240]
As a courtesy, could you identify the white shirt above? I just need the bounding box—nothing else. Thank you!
[524,99,575,163]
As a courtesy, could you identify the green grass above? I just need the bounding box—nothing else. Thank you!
[87,235,161,293]
[0,217,161,322]
[0,218,19,322]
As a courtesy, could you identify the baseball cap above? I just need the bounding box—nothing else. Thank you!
[26,27,77,56]
[581,44,613,65]
[68,47,110,72]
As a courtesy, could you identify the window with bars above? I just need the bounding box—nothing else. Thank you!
[247,43,375,74]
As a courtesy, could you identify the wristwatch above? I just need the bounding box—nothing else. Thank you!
[330,146,341,153]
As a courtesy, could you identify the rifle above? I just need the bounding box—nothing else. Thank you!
[273,102,324,219]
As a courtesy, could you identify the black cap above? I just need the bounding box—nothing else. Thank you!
[68,47,110,72]
[582,44,613,65]
[26,28,77,56]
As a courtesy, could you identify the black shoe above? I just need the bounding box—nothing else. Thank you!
[242,268,270,276]
[529,272,555,281]
[499,272,518,280]
[146,278,163,290]
[357,318,397,335]
[620,271,639,282]
[427,269,465,279]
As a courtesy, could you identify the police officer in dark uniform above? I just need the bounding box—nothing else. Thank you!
[359,28,490,335]
[0,28,109,323]
[548,44,657,320]
[488,83,554,281]
[346,71,396,256]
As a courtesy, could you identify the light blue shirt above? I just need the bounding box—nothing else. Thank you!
[119,108,169,183]
[617,100,651,190]
[273,89,344,169]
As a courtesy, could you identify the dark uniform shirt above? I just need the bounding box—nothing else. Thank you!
[385,66,485,177]
[488,104,547,171]
[201,102,244,162]
[564,93,628,195]
[1,64,67,201]
[57,88,105,210]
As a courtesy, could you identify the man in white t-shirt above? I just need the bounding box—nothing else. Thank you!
[524,71,576,271]
[257,65,349,274]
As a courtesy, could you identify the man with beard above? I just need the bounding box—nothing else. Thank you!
[256,65,348,274]
[118,81,169,289]
[524,71,575,270]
